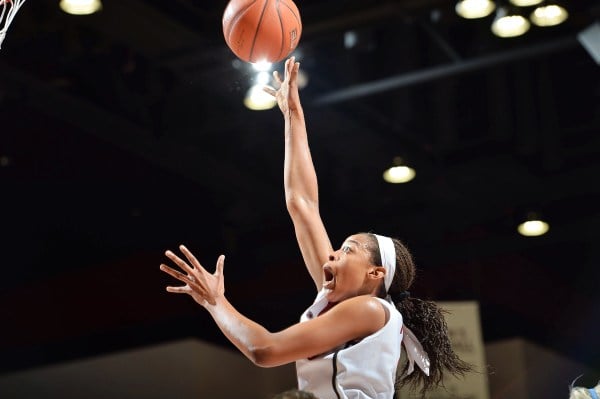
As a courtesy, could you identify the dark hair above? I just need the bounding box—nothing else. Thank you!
[272,389,318,399]
[364,233,472,397]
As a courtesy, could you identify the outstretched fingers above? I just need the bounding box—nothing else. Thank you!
[264,69,283,97]
[215,255,225,276]
[166,285,191,294]
[285,56,295,80]
[179,244,203,270]
[291,60,300,79]
[272,70,283,86]
[264,57,299,99]
[263,85,277,97]
[164,249,194,275]
[160,264,191,294]
[160,247,226,307]
[160,263,191,284]
[287,56,297,78]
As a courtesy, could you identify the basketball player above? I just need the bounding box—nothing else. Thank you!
[160,57,470,398]
[569,379,600,399]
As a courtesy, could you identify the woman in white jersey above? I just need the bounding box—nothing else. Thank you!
[160,57,470,398]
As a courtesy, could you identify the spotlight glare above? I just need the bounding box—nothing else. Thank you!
[59,0,102,15]
[383,166,416,184]
[244,84,277,111]
[256,71,271,85]
[297,69,309,89]
[530,5,568,27]
[252,60,273,72]
[456,0,496,19]
[492,14,530,37]
[517,220,550,237]
[344,31,358,48]
[509,0,543,6]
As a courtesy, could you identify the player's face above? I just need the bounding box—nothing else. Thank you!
[322,234,376,302]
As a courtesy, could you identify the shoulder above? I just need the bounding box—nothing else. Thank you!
[340,295,387,310]
[330,296,387,328]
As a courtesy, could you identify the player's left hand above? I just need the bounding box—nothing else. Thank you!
[160,245,225,307]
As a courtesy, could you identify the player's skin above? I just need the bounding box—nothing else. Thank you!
[160,57,388,368]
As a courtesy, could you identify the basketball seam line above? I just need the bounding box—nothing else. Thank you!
[279,0,301,27]
[249,0,270,62]
[278,0,301,61]
[275,0,285,61]
[224,0,257,46]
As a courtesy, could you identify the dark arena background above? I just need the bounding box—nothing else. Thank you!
[0,0,599,398]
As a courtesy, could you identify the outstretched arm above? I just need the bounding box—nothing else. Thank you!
[265,58,332,291]
[160,246,385,367]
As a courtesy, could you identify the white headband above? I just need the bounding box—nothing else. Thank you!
[374,234,431,377]
[374,234,430,376]
[374,234,396,292]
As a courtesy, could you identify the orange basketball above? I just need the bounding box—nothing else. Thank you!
[222,0,302,63]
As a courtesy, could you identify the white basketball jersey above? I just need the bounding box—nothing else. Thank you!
[296,290,403,399]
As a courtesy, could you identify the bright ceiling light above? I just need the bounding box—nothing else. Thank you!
[492,7,530,37]
[251,60,272,72]
[530,4,568,27]
[383,166,415,183]
[344,31,358,49]
[383,157,415,184]
[517,219,549,237]
[456,0,496,19]
[255,71,271,86]
[244,84,276,111]
[59,0,102,15]
[509,0,543,6]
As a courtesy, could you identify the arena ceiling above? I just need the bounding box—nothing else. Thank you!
[1,0,599,375]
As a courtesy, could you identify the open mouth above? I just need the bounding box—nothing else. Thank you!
[323,265,336,289]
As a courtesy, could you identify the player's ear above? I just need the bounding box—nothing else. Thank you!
[368,266,386,281]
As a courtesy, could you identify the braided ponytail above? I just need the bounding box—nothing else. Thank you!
[396,297,471,394]
[365,233,472,397]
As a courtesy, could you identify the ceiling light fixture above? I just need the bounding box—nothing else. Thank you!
[530,3,568,27]
[59,0,102,15]
[509,0,543,6]
[383,157,416,184]
[517,213,550,237]
[251,60,273,72]
[456,0,496,19]
[255,71,271,86]
[491,6,530,37]
[244,84,276,111]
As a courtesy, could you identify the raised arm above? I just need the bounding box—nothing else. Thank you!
[160,246,386,367]
[265,57,332,290]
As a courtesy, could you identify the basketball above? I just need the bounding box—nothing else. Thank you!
[222,0,302,63]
